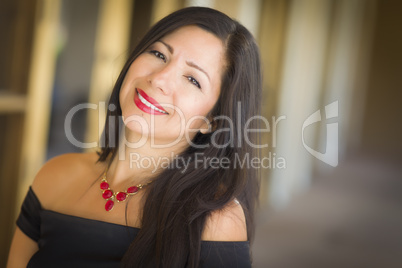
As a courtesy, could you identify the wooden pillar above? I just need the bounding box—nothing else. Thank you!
[269,0,332,208]
[86,0,134,148]
[257,0,290,204]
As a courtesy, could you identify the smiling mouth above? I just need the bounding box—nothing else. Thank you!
[134,89,169,115]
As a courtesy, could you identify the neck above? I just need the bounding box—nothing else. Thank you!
[106,127,189,186]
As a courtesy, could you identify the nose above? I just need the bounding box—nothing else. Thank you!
[147,64,175,95]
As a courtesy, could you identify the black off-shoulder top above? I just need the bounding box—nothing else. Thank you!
[16,187,251,268]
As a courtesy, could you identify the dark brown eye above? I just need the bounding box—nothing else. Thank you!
[186,76,201,89]
[150,50,166,63]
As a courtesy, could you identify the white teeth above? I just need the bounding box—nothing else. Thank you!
[138,92,168,114]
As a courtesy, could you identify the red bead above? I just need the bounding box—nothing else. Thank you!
[102,189,113,199]
[100,182,109,190]
[127,186,138,193]
[116,192,127,201]
[105,200,114,211]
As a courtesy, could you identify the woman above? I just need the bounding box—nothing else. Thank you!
[7,6,261,268]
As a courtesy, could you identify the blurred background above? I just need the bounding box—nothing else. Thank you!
[1,0,401,267]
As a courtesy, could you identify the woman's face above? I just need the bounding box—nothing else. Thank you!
[120,25,225,147]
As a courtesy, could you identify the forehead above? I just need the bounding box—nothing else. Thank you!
[162,25,224,52]
[161,25,226,82]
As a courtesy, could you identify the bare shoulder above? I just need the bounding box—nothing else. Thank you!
[31,152,103,210]
[201,199,247,241]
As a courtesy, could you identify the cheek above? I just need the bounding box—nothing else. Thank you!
[119,65,145,106]
[183,104,213,130]
[187,118,208,133]
[119,75,134,104]
[119,88,135,117]
[119,88,129,106]
[120,57,149,92]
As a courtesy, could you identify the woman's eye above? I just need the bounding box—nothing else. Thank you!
[186,76,201,89]
[150,50,166,63]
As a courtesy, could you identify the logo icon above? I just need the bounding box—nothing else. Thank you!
[302,101,338,167]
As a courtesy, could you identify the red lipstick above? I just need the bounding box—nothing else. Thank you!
[134,88,169,115]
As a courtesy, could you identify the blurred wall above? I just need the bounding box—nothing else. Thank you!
[0,0,38,265]
[359,0,402,157]
[47,0,99,159]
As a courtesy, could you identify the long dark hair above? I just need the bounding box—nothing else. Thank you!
[98,7,262,267]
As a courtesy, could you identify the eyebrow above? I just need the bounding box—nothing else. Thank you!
[157,40,211,82]
[158,40,174,54]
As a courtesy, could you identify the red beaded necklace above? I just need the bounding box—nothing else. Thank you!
[99,169,152,212]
